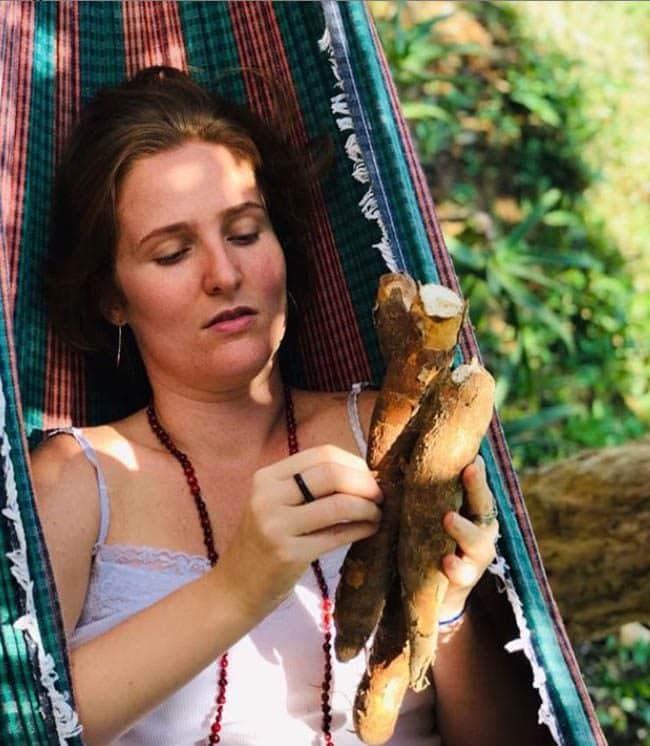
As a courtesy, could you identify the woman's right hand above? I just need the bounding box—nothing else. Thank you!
[218,444,383,621]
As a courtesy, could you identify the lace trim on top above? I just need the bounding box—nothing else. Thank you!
[98,543,211,575]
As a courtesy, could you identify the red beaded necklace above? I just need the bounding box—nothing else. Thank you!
[146,385,335,745]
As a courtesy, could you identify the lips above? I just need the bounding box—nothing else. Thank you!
[203,306,257,329]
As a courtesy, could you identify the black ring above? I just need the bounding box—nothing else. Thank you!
[468,506,498,526]
[293,472,316,503]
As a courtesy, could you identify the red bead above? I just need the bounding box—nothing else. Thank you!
[211,722,221,734]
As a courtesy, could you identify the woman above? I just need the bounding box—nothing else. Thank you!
[32,67,547,745]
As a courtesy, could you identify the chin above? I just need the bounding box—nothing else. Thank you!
[207,346,279,388]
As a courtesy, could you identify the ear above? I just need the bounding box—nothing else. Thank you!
[100,287,128,327]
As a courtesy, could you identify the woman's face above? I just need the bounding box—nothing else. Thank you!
[113,140,287,397]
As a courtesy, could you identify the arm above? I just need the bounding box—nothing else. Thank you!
[433,603,551,746]
[432,460,553,746]
[32,439,383,745]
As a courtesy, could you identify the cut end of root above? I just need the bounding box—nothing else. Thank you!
[377,273,418,310]
[418,283,464,319]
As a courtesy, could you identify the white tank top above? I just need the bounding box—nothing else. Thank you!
[55,385,439,745]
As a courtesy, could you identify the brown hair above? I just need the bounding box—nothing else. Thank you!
[45,66,316,358]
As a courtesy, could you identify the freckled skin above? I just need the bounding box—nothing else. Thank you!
[113,141,288,397]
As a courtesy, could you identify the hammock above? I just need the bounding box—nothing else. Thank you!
[0,2,605,744]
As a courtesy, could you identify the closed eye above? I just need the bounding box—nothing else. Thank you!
[154,247,190,266]
[228,232,259,246]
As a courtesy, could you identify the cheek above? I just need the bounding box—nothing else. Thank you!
[115,270,187,327]
[255,250,287,304]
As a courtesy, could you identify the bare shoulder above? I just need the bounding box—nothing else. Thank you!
[31,413,141,490]
[293,385,378,453]
[30,414,145,635]
[31,429,100,505]
[30,431,104,635]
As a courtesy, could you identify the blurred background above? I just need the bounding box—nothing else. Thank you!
[368,2,650,744]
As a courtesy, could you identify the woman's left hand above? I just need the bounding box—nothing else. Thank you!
[439,455,499,619]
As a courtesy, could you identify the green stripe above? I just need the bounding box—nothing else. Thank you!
[178,1,245,103]
[14,1,56,441]
[17,2,79,734]
[0,373,49,739]
[78,1,127,425]
[274,2,385,383]
[0,522,32,743]
[79,0,127,103]
[340,3,439,284]
[9,3,68,738]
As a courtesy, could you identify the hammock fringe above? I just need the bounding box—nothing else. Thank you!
[318,26,399,274]
[488,553,564,745]
[1,382,82,743]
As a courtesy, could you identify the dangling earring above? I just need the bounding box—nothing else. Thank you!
[116,324,124,368]
[287,290,300,315]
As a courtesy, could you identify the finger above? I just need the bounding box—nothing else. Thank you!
[441,553,480,588]
[292,493,382,535]
[265,444,371,481]
[443,511,498,565]
[297,519,380,560]
[461,455,497,520]
[292,461,382,505]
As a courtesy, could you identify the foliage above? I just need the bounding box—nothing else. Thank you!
[575,635,650,745]
[372,0,649,470]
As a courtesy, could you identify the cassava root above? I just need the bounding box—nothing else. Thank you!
[334,274,466,662]
[399,358,495,691]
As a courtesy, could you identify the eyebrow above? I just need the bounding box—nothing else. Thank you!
[134,201,267,250]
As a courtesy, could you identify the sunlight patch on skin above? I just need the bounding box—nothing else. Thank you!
[107,433,140,471]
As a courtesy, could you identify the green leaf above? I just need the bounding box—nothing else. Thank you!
[542,210,579,227]
[505,189,562,247]
[505,262,569,292]
[491,268,576,352]
[448,240,487,270]
[504,403,581,438]
[510,90,562,126]
[402,101,449,121]
[531,252,603,271]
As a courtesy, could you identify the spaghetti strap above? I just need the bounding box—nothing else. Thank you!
[346,382,371,459]
[46,427,111,551]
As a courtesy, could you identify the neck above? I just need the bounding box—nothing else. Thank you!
[146,366,287,464]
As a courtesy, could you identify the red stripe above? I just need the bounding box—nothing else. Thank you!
[3,2,34,314]
[43,0,86,429]
[0,5,39,456]
[229,2,371,390]
[0,5,16,274]
[122,1,186,75]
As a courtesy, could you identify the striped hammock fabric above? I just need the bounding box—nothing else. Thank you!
[0,2,605,744]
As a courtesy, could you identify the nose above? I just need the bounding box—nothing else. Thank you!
[201,239,242,296]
